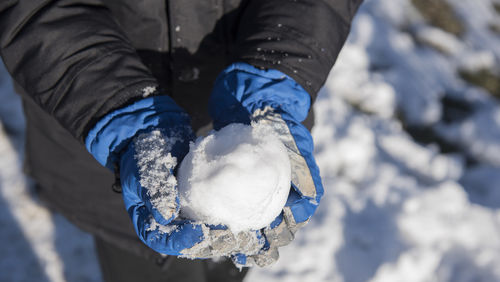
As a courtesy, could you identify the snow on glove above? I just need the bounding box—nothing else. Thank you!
[209,63,324,267]
[85,95,264,257]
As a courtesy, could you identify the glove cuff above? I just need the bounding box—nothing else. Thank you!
[210,63,324,223]
[209,62,311,129]
[85,95,190,170]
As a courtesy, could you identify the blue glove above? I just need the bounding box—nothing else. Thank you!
[86,95,264,257]
[209,63,324,267]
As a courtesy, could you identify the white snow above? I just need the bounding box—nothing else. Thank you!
[147,216,179,234]
[178,123,291,233]
[1,0,500,281]
[141,86,156,97]
[134,130,180,222]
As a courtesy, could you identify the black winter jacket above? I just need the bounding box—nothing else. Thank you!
[0,0,362,260]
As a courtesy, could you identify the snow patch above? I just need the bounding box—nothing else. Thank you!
[142,86,157,98]
[134,130,180,221]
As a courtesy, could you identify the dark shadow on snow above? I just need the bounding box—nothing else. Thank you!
[0,187,50,282]
[335,200,407,282]
[0,63,49,281]
[1,62,102,282]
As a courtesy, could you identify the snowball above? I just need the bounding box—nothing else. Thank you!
[178,123,291,233]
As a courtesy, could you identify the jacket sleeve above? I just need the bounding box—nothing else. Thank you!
[233,0,363,101]
[0,0,159,142]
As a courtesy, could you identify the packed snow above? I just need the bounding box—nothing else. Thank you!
[134,130,180,222]
[1,0,499,281]
[178,123,291,233]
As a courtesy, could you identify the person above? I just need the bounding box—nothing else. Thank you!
[0,0,363,281]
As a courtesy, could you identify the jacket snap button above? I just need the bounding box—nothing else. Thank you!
[178,67,200,82]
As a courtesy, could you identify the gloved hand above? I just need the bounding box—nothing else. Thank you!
[209,63,324,267]
[85,95,265,258]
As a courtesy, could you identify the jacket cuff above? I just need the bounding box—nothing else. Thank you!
[209,62,311,129]
[85,95,190,170]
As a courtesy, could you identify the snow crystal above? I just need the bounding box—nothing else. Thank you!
[134,130,180,222]
[178,122,291,233]
[147,216,178,234]
[142,86,157,98]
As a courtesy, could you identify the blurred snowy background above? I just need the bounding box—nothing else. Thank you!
[1,0,499,281]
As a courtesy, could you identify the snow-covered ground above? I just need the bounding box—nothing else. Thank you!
[0,61,101,282]
[1,0,499,281]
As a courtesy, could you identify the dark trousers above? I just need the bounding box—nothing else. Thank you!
[94,237,249,282]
